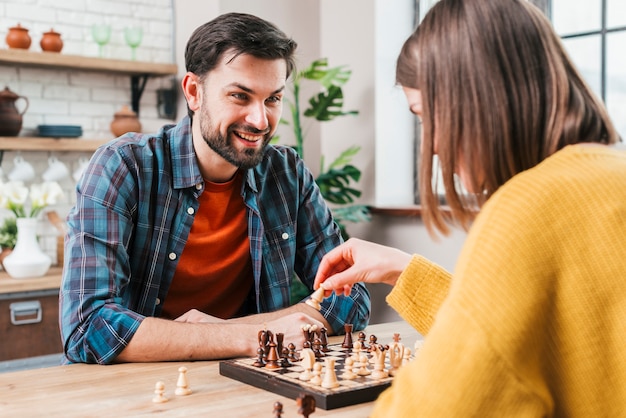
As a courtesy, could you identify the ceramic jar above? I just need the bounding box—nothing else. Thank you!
[40,28,63,52]
[5,23,31,49]
[110,105,142,137]
[0,86,29,137]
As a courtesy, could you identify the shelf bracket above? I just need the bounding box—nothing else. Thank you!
[130,74,149,115]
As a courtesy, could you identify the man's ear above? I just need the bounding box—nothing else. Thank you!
[181,72,201,112]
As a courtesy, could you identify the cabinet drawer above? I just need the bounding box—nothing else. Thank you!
[0,289,62,361]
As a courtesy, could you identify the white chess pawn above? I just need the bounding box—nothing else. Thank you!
[152,381,168,403]
[310,362,323,386]
[357,353,371,376]
[341,357,357,380]
[175,366,192,396]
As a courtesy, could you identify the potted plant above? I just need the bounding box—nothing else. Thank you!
[282,58,370,240]
[281,58,371,303]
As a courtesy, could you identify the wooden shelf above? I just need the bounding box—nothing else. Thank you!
[0,137,109,152]
[0,48,177,76]
[0,48,178,115]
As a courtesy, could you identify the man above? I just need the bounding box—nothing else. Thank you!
[60,12,370,364]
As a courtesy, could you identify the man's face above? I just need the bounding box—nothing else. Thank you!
[197,52,287,169]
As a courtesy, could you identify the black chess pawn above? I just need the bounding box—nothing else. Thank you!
[342,323,354,349]
[297,394,316,418]
[287,342,300,362]
[280,347,292,368]
[312,338,325,358]
[273,401,283,418]
[358,331,368,350]
[368,334,378,352]
[253,347,266,367]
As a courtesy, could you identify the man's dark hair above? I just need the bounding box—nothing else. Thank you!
[185,12,297,80]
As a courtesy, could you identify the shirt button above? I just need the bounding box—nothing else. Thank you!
[187,207,195,215]
[169,252,177,260]
[281,232,289,240]
[155,298,161,305]
[195,183,202,190]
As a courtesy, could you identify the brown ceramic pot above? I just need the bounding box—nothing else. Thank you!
[40,29,63,52]
[0,86,30,137]
[110,105,142,137]
[5,23,31,49]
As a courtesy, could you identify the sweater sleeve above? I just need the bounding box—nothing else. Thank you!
[386,254,451,336]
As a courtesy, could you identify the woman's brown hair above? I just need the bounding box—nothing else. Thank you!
[396,0,619,236]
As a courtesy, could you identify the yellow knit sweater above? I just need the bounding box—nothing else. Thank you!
[374,144,626,417]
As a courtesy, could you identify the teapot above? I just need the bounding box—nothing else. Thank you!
[0,86,29,137]
[5,23,31,49]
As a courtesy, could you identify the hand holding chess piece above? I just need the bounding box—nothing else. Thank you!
[305,287,325,310]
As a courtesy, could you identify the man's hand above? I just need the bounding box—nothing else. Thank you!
[175,309,227,324]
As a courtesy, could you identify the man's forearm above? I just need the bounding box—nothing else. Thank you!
[116,317,258,362]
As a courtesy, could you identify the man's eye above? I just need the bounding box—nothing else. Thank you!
[267,96,282,104]
[232,93,247,100]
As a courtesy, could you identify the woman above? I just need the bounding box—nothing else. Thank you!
[314,0,626,416]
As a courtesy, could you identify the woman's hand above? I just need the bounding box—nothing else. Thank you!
[314,238,412,296]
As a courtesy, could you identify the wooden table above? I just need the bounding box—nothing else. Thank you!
[0,321,420,417]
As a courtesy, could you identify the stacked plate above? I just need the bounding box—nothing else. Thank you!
[37,125,83,138]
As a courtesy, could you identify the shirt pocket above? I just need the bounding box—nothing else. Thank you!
[262,223,296,289]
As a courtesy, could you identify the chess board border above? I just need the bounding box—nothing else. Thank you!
[218,344,392,410]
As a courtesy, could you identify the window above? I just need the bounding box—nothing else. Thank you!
[552,0,626,139]
[411,0,625,203]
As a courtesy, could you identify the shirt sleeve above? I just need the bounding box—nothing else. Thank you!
[290,151,371,333]
[59,144,145,364]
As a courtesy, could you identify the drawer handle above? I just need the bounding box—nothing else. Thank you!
[10,300,43,325]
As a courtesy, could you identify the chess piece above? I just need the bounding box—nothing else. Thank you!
[253,347,266,367]
[287,342,300,362]
[319,327,330,352]
[357,353,371,376]
[358,331,368,350]
[265,341,281,369]
[342,323,354,349]
[341,356,357,380]
[389,334,405,376]
[273,401,283,418]
[368,334,378,352]
[175,366,192,395]
[276,332,284,356]
[310,362,323,386]
[296,393,316,418]
[280,347,292,368]
[402,347,413,366]
[371,346,389,380]
[351,340,362,363]
[305,287,324,310]
[299,346,316,381]
[312,338,325,358]
[152,381,168,403]
[321,358,340,389]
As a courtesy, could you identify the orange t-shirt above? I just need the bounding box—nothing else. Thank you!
[160,172,253,320]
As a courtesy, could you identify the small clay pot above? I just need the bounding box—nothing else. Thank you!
[40,28,63,53]
[6,23,31,49]
[110,105,142,137]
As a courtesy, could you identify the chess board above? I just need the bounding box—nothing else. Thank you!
[219,343,394,410]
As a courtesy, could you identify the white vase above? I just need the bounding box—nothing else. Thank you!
[3,218,51,278]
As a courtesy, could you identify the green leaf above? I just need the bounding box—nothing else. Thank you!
[304,85,358,122]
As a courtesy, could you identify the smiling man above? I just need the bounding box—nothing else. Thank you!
[60,13,370,364]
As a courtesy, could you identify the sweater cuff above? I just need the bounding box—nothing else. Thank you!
[386,254,451,336]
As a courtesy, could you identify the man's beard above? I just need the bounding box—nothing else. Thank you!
[199,115,271,170]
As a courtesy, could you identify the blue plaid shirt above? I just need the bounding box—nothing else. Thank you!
[60,116,370,364]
